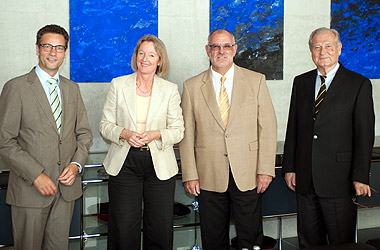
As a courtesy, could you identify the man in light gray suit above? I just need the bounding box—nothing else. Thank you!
[0,24,93,250]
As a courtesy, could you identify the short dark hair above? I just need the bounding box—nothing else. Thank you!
[36,24,70,48]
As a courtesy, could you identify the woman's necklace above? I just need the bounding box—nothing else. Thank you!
[136,81,153,94]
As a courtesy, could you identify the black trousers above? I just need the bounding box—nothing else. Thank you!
[107,147,176,250]
[198,172,263,250]
[297,184,357,248]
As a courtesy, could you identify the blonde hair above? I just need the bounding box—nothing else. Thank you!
[131,35,169,76]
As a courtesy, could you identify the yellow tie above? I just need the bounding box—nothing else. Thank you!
[218,76,230,127]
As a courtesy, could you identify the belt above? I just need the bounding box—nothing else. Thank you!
[130,144,150,151]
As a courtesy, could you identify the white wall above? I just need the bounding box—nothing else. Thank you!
[158,0,210,94]
[0,0,70,84]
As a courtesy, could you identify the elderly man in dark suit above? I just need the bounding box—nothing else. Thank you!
[0,24,92,250]
[282,27,375,248]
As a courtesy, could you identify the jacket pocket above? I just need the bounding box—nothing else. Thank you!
[249,141,258,151]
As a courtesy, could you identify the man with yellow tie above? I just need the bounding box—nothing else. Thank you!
[180,29,277,250]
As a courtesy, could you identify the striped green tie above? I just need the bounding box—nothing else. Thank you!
[48,78,62,134]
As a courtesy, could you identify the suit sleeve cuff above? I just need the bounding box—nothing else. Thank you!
[71,161,83,174]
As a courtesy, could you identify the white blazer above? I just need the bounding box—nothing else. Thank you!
[100,73,184,180]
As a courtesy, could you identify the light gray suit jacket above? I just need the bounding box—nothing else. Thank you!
[0,68,93,208]
[180,64,277,192]
[100,73,184,180]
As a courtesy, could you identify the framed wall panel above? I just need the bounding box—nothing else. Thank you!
[331,0,380,79]
[70,0,158,82]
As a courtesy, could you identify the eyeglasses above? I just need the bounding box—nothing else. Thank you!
[208,43,236,51]
[39,43,67,53]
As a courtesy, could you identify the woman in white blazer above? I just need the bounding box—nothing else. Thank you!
[99,35,184,250]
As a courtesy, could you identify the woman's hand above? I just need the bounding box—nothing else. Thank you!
[140,131,161,145]
[120,129,145,147]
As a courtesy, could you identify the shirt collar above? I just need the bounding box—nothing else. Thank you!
[317,63,340,79]
[210,64,235,80]
[35,64,60,85]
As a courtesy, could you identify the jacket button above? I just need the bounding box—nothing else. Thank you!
[224,154,228,157]
[59,140,62,144]
[57,161,61,165]
[225,134,229,138]
[313,135,318,139]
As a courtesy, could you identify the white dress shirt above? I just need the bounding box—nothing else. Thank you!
[211,65,234,104]
[314,63,340,100]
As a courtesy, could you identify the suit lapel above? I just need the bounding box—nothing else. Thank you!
[320,65,345,110]
[123,73,137,126]
[228,65,244,125]
[200,69,225,129]
[60,78,70,136]
[146,75,164,129]
[28,71,58,134]
[302,70,318,116]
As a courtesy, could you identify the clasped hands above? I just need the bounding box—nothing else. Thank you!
[33,163,79,196]
[120,129,160,148]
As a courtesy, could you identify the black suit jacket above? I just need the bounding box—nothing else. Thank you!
[282,63,374,197]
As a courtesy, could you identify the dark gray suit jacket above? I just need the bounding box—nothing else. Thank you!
[282,63,375,197]
[0,68,93,208]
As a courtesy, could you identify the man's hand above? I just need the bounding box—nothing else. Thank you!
[285,172,296,192]
[353,181,371,197]
[33,173,58,196]
[184,180,201,196]
[58,163,79,186]
[256,174,273,193]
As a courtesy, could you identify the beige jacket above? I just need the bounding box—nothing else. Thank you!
[179,64,277,192]
[100,73,184,180]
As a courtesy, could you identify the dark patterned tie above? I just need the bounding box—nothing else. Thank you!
[315,75,326,116]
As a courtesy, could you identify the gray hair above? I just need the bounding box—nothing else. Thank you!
[308,27,342,50]
[208,29,236,44]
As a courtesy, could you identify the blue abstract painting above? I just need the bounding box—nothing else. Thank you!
[70,0,158,82]
[331,0,380,79]
[210,0,284,80]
